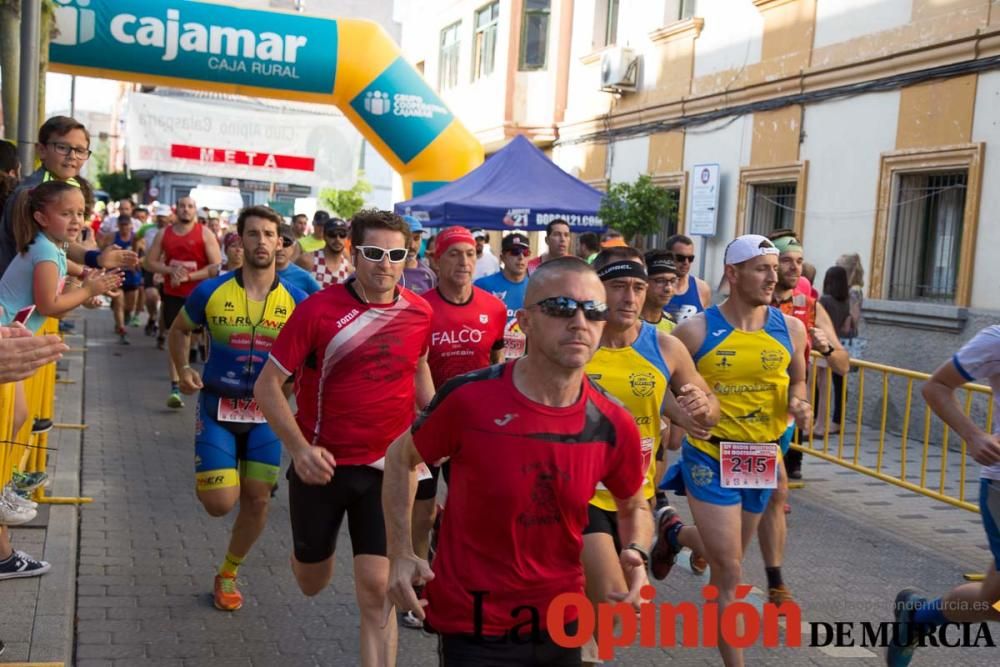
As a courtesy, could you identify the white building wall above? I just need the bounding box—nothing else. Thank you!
[692,0,763,79]
[813,0,911,50]
[798,90,900,288]
[970,70,1000,311]
[608,136,649,184]
[682,115,754,289]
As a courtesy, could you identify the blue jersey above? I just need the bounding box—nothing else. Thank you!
[475,271,528,359]
[665,274,704,322]
[278,263,321,295]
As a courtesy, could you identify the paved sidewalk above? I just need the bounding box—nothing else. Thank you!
[4,308,999,665]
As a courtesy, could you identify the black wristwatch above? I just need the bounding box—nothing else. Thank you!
[821,344,834,357]
[624,543,650,566]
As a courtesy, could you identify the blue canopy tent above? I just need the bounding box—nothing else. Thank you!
[394,135,605,232]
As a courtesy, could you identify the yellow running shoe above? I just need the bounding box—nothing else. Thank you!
[768,584,794,605]
[213,573,243,611]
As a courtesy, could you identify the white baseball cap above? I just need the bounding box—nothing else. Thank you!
[724,234,779,265]
[154,204,172,216]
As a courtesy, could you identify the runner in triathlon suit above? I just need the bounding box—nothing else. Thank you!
[254,210,434,666]
[168,206,305,612]
[475,232,531,360]
[300,216,353,287]
[652,235,811,667]
[384,257,651,666]
[406,226,506,630]
[664,234,712,322]
[757,230,849,605]
[887,325,1000,666]
[581,247,717,663]
[147,196,222,409]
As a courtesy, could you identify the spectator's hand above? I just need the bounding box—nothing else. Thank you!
[84,269,123,297]
[99,246,139,270]
[0,325,68,383]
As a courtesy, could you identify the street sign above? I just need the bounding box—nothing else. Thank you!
[689,163,720,237]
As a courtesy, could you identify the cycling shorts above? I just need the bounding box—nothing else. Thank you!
[194,392,281,491]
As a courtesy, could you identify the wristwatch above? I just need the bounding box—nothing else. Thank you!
[821,344,834,357]
[624,543,650,566]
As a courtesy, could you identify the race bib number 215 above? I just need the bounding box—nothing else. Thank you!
[720,442,778,489]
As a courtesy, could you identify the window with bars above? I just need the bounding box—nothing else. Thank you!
[473,3,500,80]
[643,188,681,250]
[439,22,462,91]
[520,0,551,70]
[747,182,796,235]
[888,171,967,303]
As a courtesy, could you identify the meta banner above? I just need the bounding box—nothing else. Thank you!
[125,93,361,188]
[50,0,338,94]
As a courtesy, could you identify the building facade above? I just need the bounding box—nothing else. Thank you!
[400,0,1000,370]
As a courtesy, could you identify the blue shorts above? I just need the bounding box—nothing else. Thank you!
[779,423,795,457]
[979,478,1000,570]
[676,440,773,514]
[195,393,282,491]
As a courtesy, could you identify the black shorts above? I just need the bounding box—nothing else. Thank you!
[142,270,156,289]
[287,464,386,562]
[437,622,581,666]
[161,294,186,329]
[582,504,621,553]
[415,461,451,501]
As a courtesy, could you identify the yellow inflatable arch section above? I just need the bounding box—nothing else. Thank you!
[48,0,483,198]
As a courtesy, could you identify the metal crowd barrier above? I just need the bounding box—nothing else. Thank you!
[793,353,993,514]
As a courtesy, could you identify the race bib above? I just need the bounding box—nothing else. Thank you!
[217,398,266,423]
[366,455,433,481]
[720,442,778,489]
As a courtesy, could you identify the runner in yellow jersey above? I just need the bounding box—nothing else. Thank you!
[651,235,811,667]
[581,246,719,664]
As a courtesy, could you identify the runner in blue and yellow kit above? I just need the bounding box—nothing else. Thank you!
[167,205,306,611]
[652,235,812,667]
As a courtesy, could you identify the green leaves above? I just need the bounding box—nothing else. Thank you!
[597,174,676,244]
[318,173,372,219]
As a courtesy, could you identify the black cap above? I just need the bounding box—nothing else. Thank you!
[501,233,530,252]
[313,210,331,225]
[324,217,349,232]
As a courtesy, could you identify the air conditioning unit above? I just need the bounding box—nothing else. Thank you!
[600,47,639,93]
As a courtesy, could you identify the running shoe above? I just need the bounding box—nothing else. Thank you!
[167,391,184,409]
[0,496,36,526]
[689,549,708,576]
[11,470,48,492]
[156,335,165,350]
[768,584,795,605]
[400,610,424,630]
[650,505,682,580]
[886,588,925,667]
[31,418,53,434]
[128,314,141,327]
[145,319,157,336]
[116,326,129,345]
[0,550,51,580]
[3,486,38,510]
[213,573,243,611]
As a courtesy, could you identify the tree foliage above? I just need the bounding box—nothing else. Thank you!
[597,174,677,245]
[318,174,372,219]
[97,171,143,201]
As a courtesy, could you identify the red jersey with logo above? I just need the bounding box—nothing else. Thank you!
[776,291,815,363]
[269,279,433,465]
[412,362,643,635]
[421,287,506,387]
[160,224,212,298]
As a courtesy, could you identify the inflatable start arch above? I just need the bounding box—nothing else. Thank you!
[48,0,483,198]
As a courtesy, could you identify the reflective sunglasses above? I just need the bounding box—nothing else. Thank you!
[528,296,608,321]
[672,253,695,263]
[504,247,531,257]
[326,229,348,239]
[357,245,408,263]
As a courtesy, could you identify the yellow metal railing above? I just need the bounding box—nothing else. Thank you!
[794,353,993,513]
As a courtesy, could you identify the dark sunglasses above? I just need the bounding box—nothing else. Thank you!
[504,247,531,257]
[326,229,348,239]
[528,296,608,321]
[357,245,408,263]
[672,253,695,263]
[280,236,294,248]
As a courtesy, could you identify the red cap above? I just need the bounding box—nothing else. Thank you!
[434,226,476,259]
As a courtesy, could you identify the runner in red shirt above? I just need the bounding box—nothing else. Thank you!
[254,210,434,666]
[146,195,222,409]
[405,226,506,630]
[384,257,653,666]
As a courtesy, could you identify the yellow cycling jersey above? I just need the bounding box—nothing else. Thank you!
[688,305,793,460]
[586,322,670,510]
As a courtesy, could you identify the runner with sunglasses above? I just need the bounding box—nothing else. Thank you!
[580,247,718,663]
[255,209,434,666]
[664,234,712,322]
[384,256,650,666]
[475,232,531,360]
[167,206,306,612]
[275,225,320,295]
[300,217,353,287]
